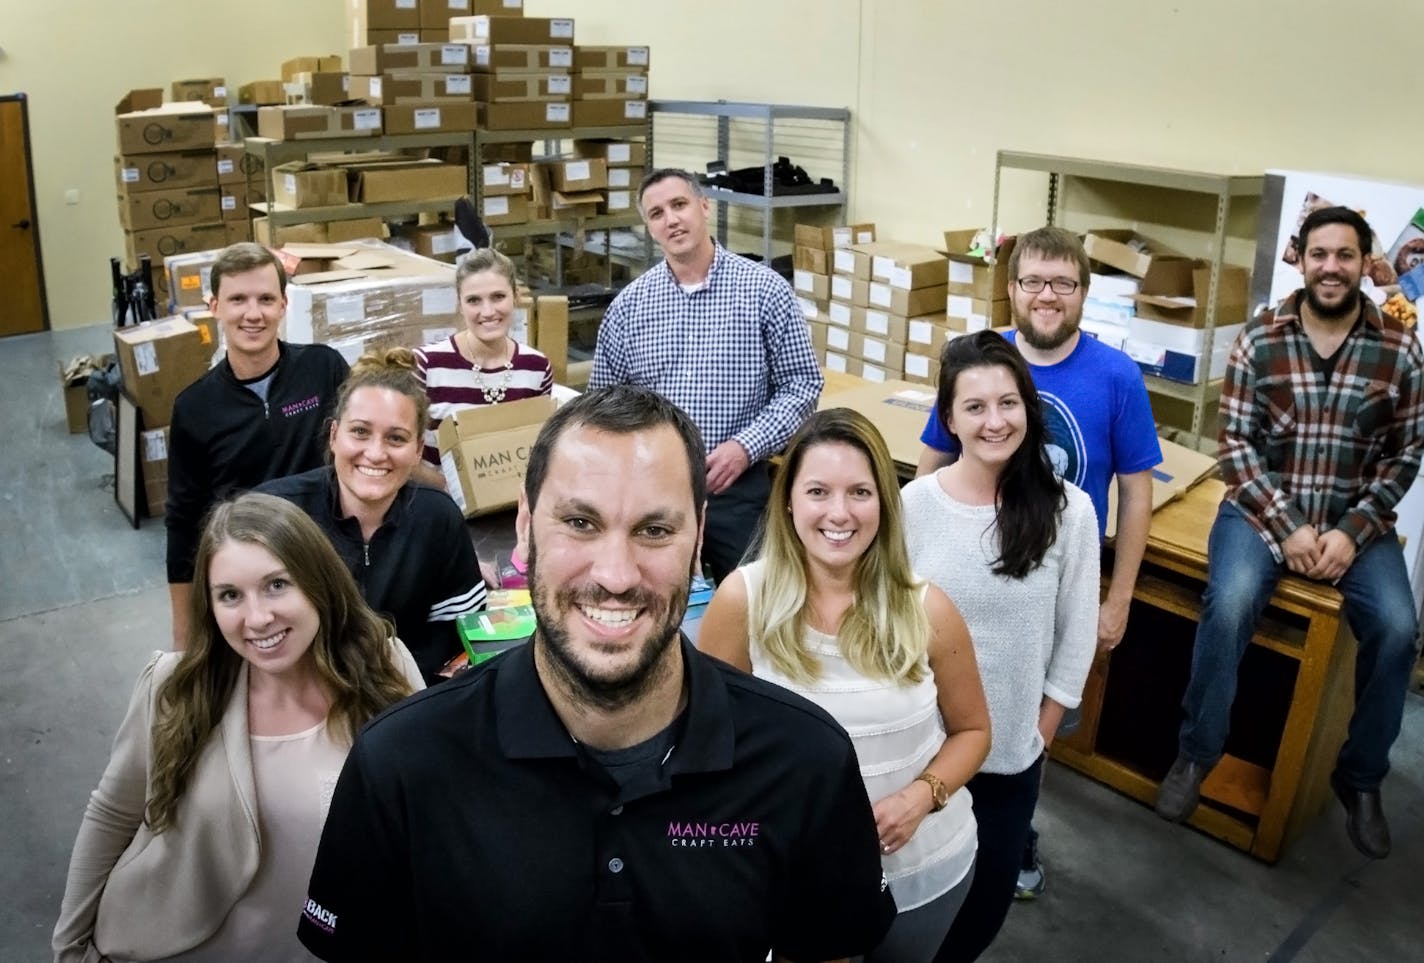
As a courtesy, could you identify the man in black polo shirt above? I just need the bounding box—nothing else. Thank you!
[299,386,896,962]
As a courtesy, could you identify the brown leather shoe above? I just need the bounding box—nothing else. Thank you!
[1331,772,1391,859]
[1155,757,1210,822]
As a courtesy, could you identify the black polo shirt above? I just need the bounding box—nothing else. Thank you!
[298,638,896,962]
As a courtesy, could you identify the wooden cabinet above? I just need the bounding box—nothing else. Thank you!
[1051,479,1356,863]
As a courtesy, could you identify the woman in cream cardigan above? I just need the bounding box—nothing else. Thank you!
[53,493,424,963]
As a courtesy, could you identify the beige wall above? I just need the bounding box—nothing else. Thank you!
[7,0,1419,329]
[0,1,345,330]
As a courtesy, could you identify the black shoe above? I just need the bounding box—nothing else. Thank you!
[1155,757,1210,822]
[1331,772,1391,859]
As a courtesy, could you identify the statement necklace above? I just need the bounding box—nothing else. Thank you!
[463,332,514,404]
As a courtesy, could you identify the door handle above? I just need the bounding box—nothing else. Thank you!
[11,219,30,229]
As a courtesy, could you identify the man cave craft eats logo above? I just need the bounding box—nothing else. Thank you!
[667,820,760,848]
[281,394,322,419]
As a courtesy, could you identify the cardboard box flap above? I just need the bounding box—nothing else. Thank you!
[113,317,199,345]
[447,395,556,437]
[291,269,371,286]
[116,88,164,114]
[1083,229,1182,278]
[335,250,404,271]
[551,189,603,207]
[281,243,362,259]
[942,229,1015,265]
[1105,437,1217,538]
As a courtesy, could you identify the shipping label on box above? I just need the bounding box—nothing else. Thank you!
[831,275,870,308]
[481,193,531,226]
[795,270,831,301]
[906,313,952,356]
[857,308,909,345]
[902,351,941,387]
[438,395,555,516]
[854,334,905,371]
[115,149,219,196]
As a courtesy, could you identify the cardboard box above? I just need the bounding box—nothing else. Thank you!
[171,78,228,108]
[943,229,1016,300]
[166,249,226,309]
[605,167,635,190]
[853,334,905,372]
[349,72,475,103]
[420,0,474,26]
[470,71,571,101]
[1083,229,1180,278]
[572,99,647,127]
[905,313,952,356]
[545,157,606,192]
[945,295,1010,332]
[438,395,556,516]
[381,101,479,133]
[479,100,571,130]
[258,105,384,140]
[870,245,948,290]
[219,183,253,220]
[59,354,114,433]
[115,89,163,114]
[573,139,646,167]
[793,270,831,301]
[215,144,260,185]
[118,186,222,231]
[125,222,228,268]
[282,55,344,81]
[272,163,350,209]
[816,379,938,469]
[238,80,287,106]
[115,149,219,195]
[1127,317,1245,356]
[855,359,900,384]
[869,281,947,318]
[225,219,254,245]
[794,245,831,275]
[1123,337,1233,385]
[805,319,828,355]
[398,222,462,262]
[824,323,853,355]
[367,28,423,46]
[803,223,877,252]
[599,189,632,214]
[857,307,909,345]
[293,72,351,106]
[359,0,421,30]
[822,350,850,373]
[482,162,530,196]
[481,193,531,226]
[574,46,650,71]
[116,104,217,155]
[351,161,467,202]
[449,15,574,44]
[797,297,830,323]
[833,246,873,280]
[254,216,386,245]
[469,0,523,11]
[826,300,855,329]
[573,71,649,100]
[349,43,472,74]
[531,295,568,385]
[830,274,869,307]
[1134,261,1249,328]
[112,317,216,428]
[467,43,575,72]
[901,351,941,387]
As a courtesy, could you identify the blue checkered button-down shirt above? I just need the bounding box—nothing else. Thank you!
[590,243,823,462]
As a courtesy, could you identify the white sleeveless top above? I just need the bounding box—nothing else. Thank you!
[741,560,976,910]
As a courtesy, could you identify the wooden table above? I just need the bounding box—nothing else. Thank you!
[1051,478,1357,863]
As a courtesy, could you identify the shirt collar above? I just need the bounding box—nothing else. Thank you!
[660,239,725,291]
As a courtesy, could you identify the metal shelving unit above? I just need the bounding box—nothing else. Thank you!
[648,100,851,265]
[992,150,1264,449]
[243,132,476,244]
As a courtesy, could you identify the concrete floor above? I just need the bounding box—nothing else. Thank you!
[2,324,1421,961]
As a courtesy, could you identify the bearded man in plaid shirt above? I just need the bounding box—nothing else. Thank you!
[1155,206,1424,860]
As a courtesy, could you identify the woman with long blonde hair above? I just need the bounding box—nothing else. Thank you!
[53,493,423,963]
[701,408,990,962]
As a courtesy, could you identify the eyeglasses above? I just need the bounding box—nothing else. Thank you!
[1016,277,1080,295]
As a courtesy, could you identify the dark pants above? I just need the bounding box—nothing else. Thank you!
[933,755,1043,963]
[700,461,770,583]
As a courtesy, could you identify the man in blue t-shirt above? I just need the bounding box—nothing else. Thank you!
[916,226,1161,901]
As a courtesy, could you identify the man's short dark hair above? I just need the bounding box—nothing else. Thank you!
[209,242,287,299]
[1299,206,1372,257]
[524,386,707,512]
[637,168,705,213]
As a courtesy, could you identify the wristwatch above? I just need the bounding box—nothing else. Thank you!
[915,771,950,813]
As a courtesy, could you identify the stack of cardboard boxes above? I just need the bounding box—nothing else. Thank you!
[449,12,577,134]
[793,222,875,365]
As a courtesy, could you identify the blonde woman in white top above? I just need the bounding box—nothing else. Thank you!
[701,408,990,963]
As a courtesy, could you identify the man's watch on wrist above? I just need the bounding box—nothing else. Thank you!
[915,771,950,812]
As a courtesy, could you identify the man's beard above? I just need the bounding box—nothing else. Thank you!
[527,541,690,712]
[1014,309,1080,352]
[1304,276,1362,322]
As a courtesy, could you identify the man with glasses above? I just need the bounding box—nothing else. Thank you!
[916,226,1161,902]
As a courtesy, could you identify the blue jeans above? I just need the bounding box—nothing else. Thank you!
[1179,502,1420,790]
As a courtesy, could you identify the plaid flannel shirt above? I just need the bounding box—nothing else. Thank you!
[590,243,823,462]
[1220,291,1424,561]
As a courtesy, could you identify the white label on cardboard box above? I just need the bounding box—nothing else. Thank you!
[369,78,384,98]
[865,309,890,337]
[133,342,159,376]
[607,143,631,163]
[284,173,298,195]
[546,103,570,122]
[608,168,631,188]
[216,159,234,175]
[445,74,472,94]
[833,227,852,247]
[905,353,930,377]
[869,283,893,308]
[216,114,228,127]
[628,47,649,65]
[484,196,510,216]
[889,266,912,290]
[967,314,990,332]
[946,295,972,318]
[549,47,573,67]
[949,261,974,284]
[510,307,530,344]
[799,297,817,319]
[431,232,456,255]
[121,167,140,183]
[422,287,457,315]
[397,32,419,43]
[624,101,647,119]
[221,195,236,211]
[863,338,887,363]
[326,295,366,325]
[550,19,574,38]
[475,46,491,67]
[566,160,590,182]
[908,319,934,344]
[548,75,571,94]
[794,270,814,293]
[831,275,852,300]
[510,169,525,188]
[141,428,167,462]
[825,352,848,373]
[442,45,468,66]
[503,0,521,6]
[396,0,415,7]
[856,230,873,243]
[833,249,854,273]
[627,75,648,94]
[862,364,887,383]
[213,85,227,98]
[829,302,852,327]
[483,164,509,186]
[827,327,850,351]
[607,190,630,209]
[414,108,442,129]
[354,109,381,130]
[871,255,895,280]
[440,451,467,514]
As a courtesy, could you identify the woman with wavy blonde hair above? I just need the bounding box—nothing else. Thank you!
[700,407,990,963]
[259,346,487,684]
[53,493,424,963]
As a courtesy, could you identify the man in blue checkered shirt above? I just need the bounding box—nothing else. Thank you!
[591,169,823,581]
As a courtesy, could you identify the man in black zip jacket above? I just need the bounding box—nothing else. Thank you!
[165,243,348,646]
